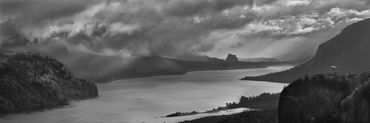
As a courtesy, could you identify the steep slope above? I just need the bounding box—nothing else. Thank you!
[242,18,370,83]
[279,73,370,123]
[0,52,98,115]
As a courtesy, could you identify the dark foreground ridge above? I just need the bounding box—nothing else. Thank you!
[0,52,98,115]
[242,18,370,83]
[279,72,370,123]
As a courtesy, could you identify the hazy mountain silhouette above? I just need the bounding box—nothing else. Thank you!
[242,18,370,83]
[87,54,270,82]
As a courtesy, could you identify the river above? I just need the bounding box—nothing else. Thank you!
[0,66,292,123]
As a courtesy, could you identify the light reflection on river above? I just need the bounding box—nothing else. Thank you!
[0,66,292,123]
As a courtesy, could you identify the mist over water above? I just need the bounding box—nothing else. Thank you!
[0,66,291,123]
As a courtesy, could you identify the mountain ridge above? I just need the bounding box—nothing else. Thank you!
[242,18,370,83]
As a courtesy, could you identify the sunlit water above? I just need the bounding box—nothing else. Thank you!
[0,66,292,123]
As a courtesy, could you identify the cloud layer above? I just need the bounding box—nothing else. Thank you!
[1,0,370,61]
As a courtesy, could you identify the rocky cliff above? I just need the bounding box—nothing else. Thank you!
[226,54,239,63]
[0,52,98,115]
[279,72,370,123]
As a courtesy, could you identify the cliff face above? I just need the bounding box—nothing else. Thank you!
[0,52,98,115]
[243,18,370,83]
[226,54,238,63]
[279,72,370,123]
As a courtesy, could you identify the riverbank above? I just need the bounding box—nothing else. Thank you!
[168,93,280,123]
[164,93,279,118]
[240,65,295,84]
[182,108,278,123]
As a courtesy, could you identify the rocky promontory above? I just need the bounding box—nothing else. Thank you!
[0,52,98,115]
[226,54,239,63]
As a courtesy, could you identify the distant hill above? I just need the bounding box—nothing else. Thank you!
[31,43,278,83]
[242,18,370,83]
[61,52,296,82]
[88,55,269,82]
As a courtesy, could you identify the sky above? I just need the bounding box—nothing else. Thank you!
[1,0,370,61]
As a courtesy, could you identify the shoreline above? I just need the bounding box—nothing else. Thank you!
[97,65,294,83]
[95,66,269,83]
[164,93,281,122]
[240,65,295,84]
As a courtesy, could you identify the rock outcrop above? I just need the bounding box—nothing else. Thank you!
[226,54,238,63]
[0,52,98,115]
[279,72,370,123]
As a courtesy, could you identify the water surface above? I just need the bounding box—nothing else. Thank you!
[0,66,292,123]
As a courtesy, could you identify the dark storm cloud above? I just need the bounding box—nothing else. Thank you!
[1,0,370,77]
[2,0,370,61]
[26,0,258,57]
[161,0,255,17]
[0,0,95,25]
[0,20,29,47]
